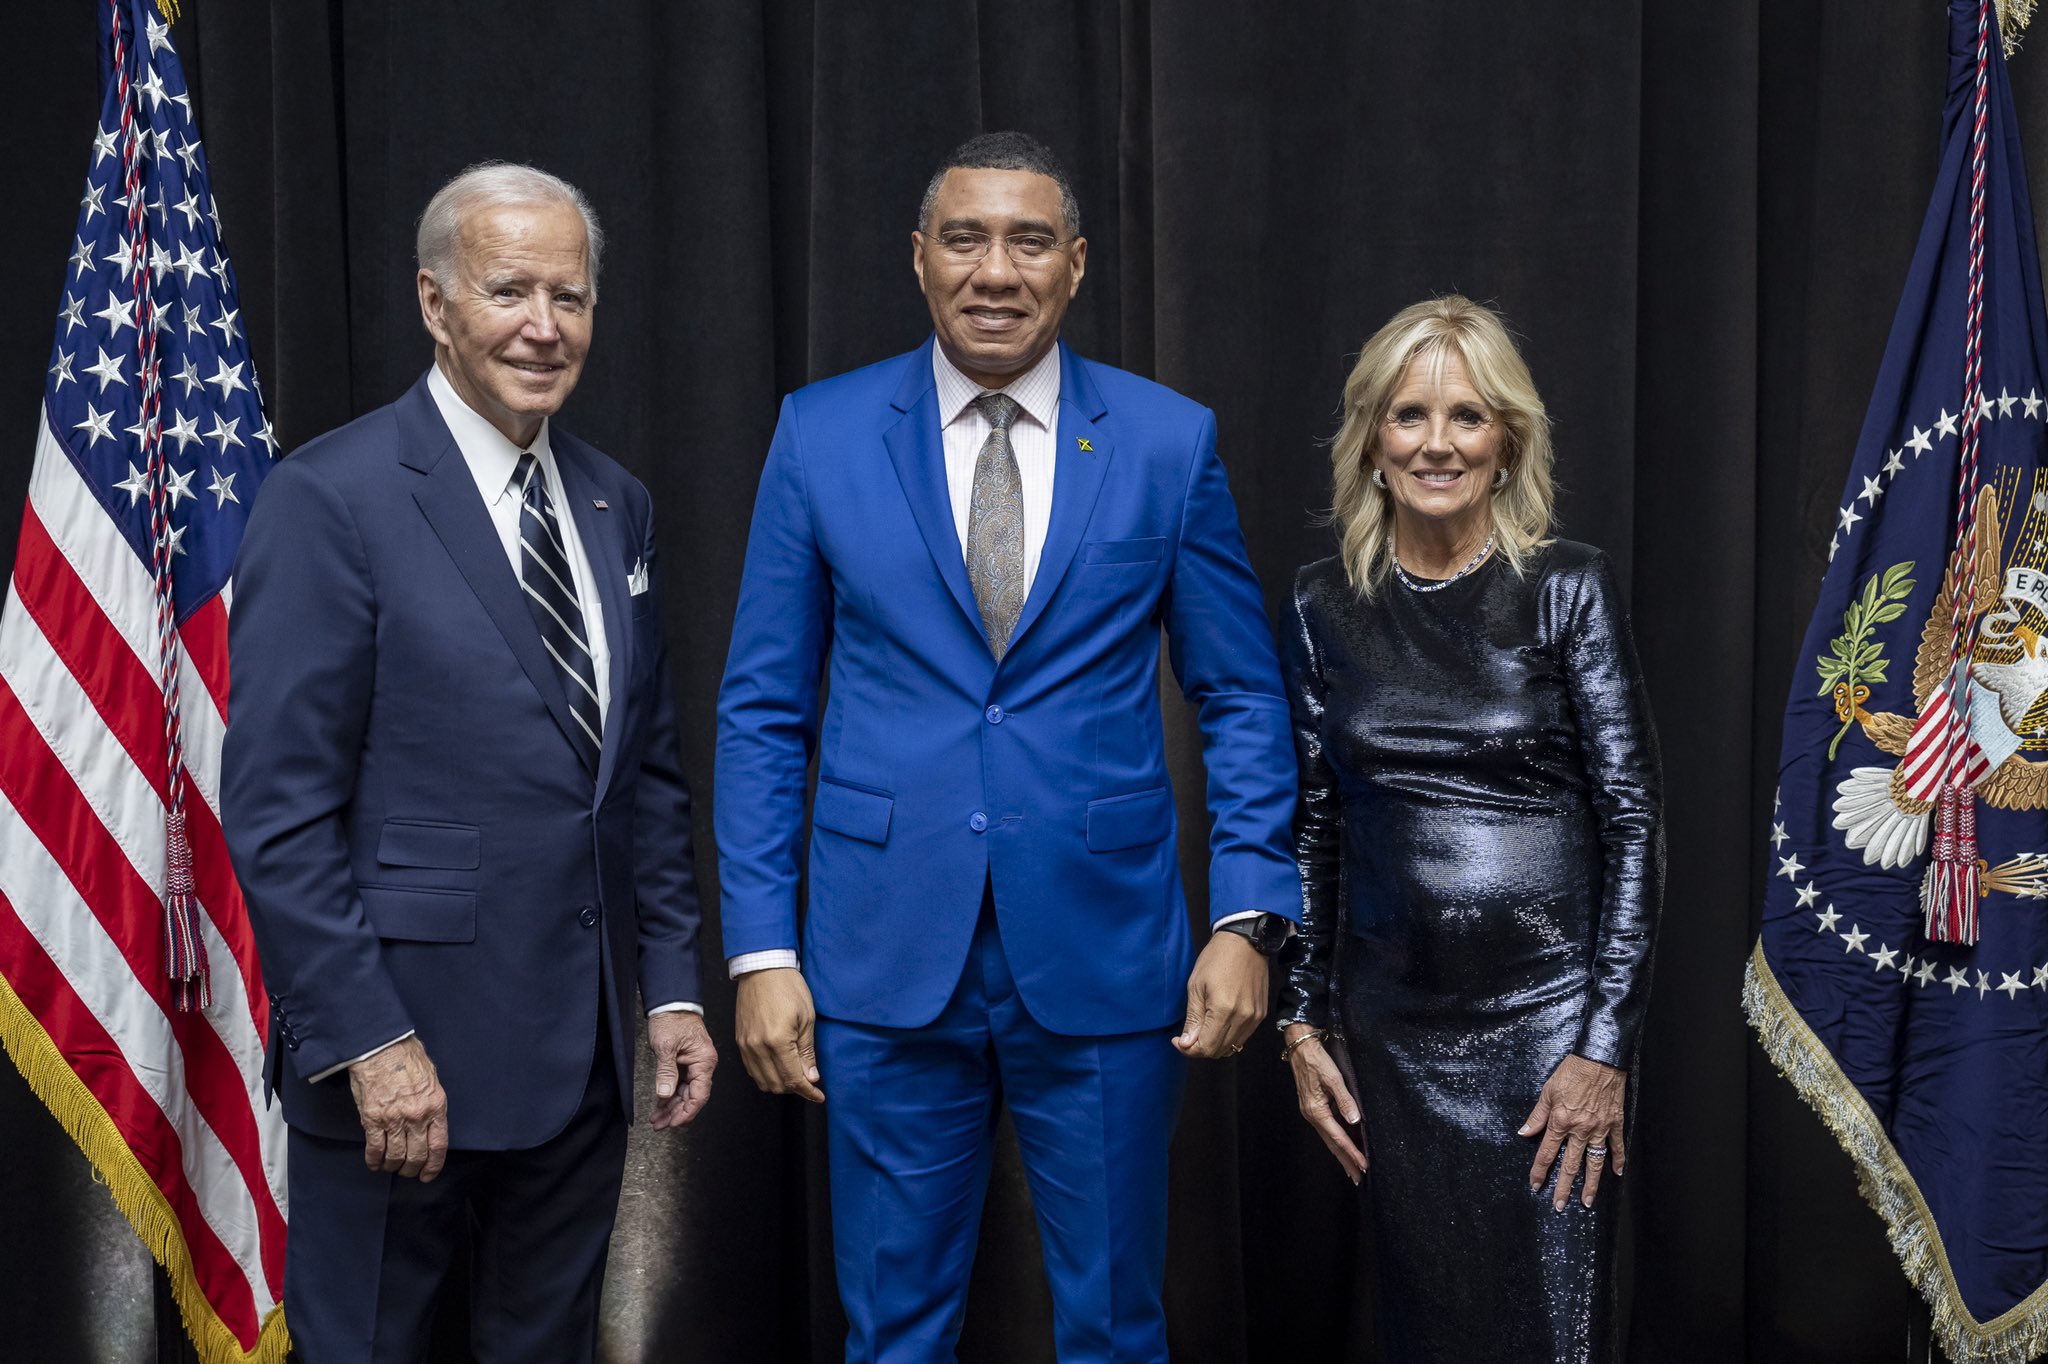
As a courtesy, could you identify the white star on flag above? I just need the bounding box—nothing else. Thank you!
[92,294,136,336]
[204,357,247,400]
[111,462,150,504]
[83,346,126,393]
[74,404,114,446]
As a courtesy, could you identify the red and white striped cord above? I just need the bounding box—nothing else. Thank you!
[1922,0,1996,945]
[110,2,206,1008]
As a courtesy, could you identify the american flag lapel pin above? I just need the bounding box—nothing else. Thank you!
[592,498,609,510]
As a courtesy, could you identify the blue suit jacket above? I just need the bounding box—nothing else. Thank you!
[223,374,703,1149]
[716,340,1299,1035]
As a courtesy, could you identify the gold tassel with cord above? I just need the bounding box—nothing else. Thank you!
[0,978,290,1364]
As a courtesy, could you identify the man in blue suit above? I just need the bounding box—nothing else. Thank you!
[223,164,715,1361]
[717,132,1300,1362]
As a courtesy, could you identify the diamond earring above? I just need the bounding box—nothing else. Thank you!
[1372,469,1387,489]
[1493,468,1509,490]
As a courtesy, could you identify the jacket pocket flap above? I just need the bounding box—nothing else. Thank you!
[814,779,894,844]
[1084,537,1167,565]
[377,820,481,870]
[359,886,477,943]
[1085,787,1173,851]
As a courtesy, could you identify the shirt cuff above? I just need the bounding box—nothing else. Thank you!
[1212,910,1295,937]
[646,1001,704,1017]
[728,949,801,977]
[308,1030,415,1084]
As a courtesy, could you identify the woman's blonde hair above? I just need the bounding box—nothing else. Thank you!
[1327,295,1555,598]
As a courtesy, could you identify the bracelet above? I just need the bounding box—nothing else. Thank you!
[1279,1027,1327,1063]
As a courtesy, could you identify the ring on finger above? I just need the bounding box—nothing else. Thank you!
[1587,1144,1609,1163]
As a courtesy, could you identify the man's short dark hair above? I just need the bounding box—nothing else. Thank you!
[918,131,1080,238]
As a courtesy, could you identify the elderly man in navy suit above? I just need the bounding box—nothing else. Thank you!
[717,132,1300,1362]
[223,163,715,1362]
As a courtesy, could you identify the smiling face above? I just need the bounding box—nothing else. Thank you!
[417,198,593,448]
[1371,349,1505,545]
[913,167,1086,388]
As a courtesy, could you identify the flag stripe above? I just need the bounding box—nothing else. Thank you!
[8,497,268,1038]
[179,591,229,718]
[28,420,231,817]
[0,885,264,1344]
[0,675,285,1280]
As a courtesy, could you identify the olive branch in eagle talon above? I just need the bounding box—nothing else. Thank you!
[1818,560,1916,760]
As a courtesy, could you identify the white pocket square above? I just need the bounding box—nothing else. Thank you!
[628,558,650,596]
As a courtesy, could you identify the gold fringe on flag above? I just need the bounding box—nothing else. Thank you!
[1745,943,2048,1362]
[0,978,290,1364]
[154,1,183,21]
[1999,0,2037,54]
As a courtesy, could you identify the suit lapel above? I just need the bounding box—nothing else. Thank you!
[1008,345,1113,654]
[882,343,983,635]
[398,378,591,773]
[555,441,630,797]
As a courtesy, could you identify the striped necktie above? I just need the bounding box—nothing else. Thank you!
[515,451,602,775]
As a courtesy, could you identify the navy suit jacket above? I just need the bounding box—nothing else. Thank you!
[223,374,703,1149]
[716,340,1300,1035]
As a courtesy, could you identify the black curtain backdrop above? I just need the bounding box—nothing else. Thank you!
[1,1,2033,1360]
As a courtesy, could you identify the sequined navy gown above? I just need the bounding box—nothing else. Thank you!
[1277,541,1663,1364]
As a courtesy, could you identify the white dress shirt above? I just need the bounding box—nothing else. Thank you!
[312,366,696,1082]
[429,363,614,726]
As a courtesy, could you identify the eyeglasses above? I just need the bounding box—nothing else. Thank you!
[929,230,1074,266]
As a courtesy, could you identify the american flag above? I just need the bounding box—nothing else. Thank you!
[0,1,287,1360]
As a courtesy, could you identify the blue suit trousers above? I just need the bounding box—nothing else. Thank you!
[817,896,1185,1364]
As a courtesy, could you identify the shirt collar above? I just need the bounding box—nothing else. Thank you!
[426,361,555,505]
[932,340,1063,432]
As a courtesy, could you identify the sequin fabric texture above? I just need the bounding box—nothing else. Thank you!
[1277,541,1664,1363]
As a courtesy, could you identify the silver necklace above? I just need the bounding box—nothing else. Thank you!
[1391,532,1495,593]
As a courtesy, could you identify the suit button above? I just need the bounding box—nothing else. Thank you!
[984,705,1004,724]
[578,905,599,927]
[969,812,988,832]
[285,1037,300,1051]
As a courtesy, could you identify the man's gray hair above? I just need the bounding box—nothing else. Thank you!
[416,161,605,300]
[918,131,1080,238]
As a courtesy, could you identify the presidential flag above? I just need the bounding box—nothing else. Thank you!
[1746,2,2048,1359]
[0,1,287,1359]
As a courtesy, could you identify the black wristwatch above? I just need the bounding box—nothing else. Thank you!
[1214,912,1291,957]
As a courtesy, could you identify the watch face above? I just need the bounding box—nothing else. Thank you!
[1246,914,1287,954]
